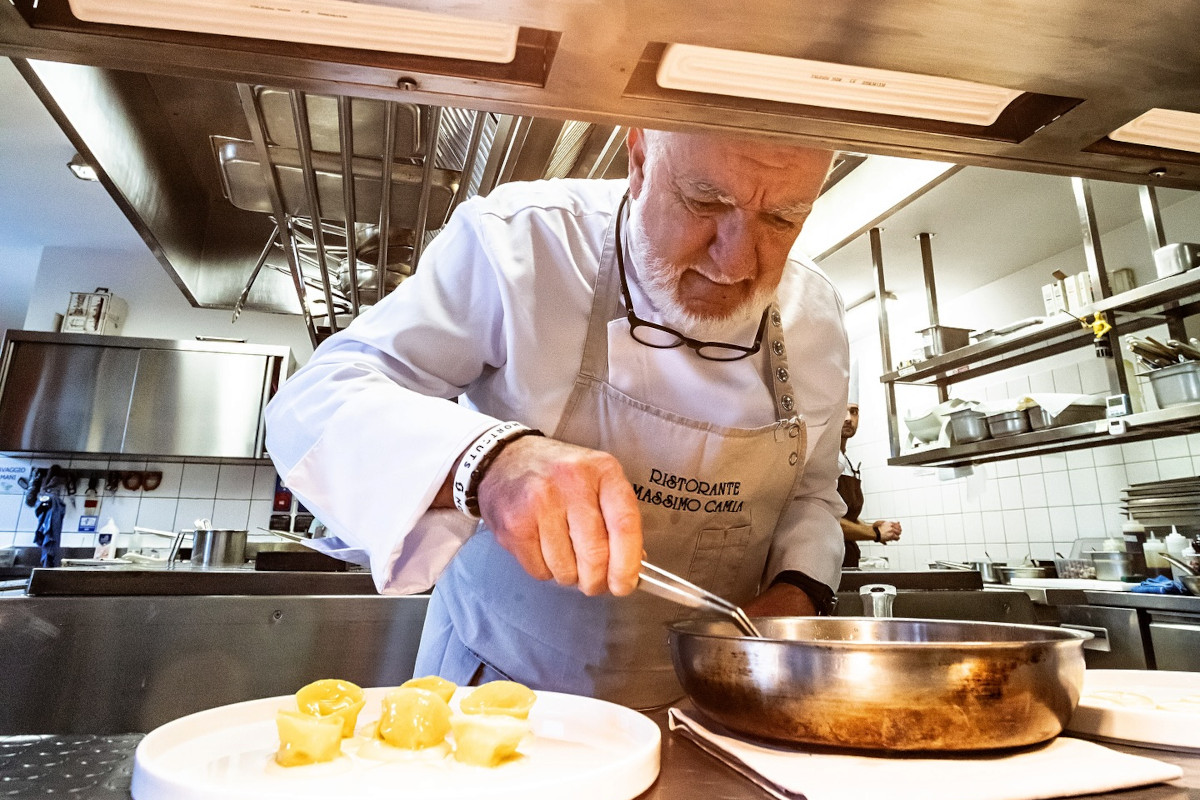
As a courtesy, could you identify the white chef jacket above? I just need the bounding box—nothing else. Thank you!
[264,177,849,596]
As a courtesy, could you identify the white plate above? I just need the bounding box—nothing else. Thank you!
[1066,669,1200,753]
[131,688,660,800]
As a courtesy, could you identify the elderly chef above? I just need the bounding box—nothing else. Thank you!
[265,127,849,708]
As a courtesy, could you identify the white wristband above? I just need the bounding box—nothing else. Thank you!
[452,422,535,518]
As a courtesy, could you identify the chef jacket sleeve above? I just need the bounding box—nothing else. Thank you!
[264,198,513,594]
[763,410,848,593]
[760,261,849,594]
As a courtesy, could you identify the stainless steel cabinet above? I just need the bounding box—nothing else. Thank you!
[0,331,294,460]
[123,348,272,458]
[1057,604,1154,669]
[0,339,138,453]
[1147,612,1200,671]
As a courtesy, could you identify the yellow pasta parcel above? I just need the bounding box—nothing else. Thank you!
[458,680,537,719]
[450,713,530,767]
[400,675,458,704]
[275,710,344,767]
[295,678,367,738]
[376,687,452,749]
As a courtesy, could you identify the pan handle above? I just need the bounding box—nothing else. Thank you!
[1163,553,1198,577]
[1060,623,1109,652]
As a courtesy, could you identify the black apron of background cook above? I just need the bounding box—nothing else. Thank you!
[838,462,864,570]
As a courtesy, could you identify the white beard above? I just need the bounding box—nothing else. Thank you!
[627,210,772,342]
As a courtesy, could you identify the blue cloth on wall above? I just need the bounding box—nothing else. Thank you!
[33,492,65,568]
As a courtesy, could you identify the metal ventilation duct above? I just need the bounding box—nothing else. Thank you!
[14,59,628,346]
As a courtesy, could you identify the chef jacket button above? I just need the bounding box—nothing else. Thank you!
[776,367,789,383]
[781,395,794,412]
[789,424,800,438]
[788,452,799,465]
[772,340,784,356]
[771,309,782,327]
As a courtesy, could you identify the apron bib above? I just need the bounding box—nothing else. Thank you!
[429,199,808,708]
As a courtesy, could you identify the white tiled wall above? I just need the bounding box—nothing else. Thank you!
[0,454,282,552]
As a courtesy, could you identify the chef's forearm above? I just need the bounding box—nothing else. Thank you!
[743,581,818,616]
[840,517,876,542]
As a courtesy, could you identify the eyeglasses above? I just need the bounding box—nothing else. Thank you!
[615,194,769,362]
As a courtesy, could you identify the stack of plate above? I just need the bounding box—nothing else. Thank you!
[1120,476,1200,527]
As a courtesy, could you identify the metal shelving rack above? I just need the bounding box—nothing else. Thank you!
[877,179,1200,468]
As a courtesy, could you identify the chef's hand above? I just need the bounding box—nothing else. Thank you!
[476,435,644,597]
[874,520,902,543]
[742,583,818,617]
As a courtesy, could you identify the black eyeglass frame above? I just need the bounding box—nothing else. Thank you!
[615,194,769,363]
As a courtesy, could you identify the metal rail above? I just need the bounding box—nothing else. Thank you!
[289,89,338,334]
[871,227,900,459]
[409,105,442,275]
[236,84,319,348]
[338,95,361,317]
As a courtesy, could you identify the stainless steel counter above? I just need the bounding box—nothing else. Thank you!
[0,594,430,734]
[25,565,380,596]
[4,713,1198,800]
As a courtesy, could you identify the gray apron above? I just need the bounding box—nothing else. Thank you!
[416,204,808,708]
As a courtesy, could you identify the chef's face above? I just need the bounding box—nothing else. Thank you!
[625,129,834,332]
[842,404,860,440]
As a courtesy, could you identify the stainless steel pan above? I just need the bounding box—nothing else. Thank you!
[668,614,1089,752]
[1164,553,1200,595]
[934,558,1007,583]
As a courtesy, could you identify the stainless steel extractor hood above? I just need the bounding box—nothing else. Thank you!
[2,0,1198,344]
[9,55,630,347]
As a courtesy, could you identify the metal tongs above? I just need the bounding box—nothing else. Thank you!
[637,560,764,638]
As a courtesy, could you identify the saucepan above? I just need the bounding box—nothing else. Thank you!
[1163,553,1200,595]
[933,559,1007,584]
[665,583,1089,752]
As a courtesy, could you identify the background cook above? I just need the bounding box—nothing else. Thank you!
[839,361,902,569]
[265,127,849,708]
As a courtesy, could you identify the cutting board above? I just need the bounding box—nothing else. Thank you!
[131,687,660,800]
[1067,669,1200,753]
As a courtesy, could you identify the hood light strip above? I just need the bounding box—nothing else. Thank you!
[66,0,520,63]
[656,43,1022,127]
[1109,108,1200,155]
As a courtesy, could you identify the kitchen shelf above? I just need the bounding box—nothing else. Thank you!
[883,267,1200,387]
[875,177,1200,469]
[888,402,1200,468]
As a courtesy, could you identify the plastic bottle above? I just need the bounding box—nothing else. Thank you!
[1142,531,1167,571]
[93,517,119,560]
[1164,527,1188,560]
[1165,527,1192,581]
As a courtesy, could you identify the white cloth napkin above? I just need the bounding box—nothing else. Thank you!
[668,708,1182,800]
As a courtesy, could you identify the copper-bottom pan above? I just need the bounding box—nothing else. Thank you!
[669,616,1089,752]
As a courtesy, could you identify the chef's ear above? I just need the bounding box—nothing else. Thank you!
[626,128,648,199]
